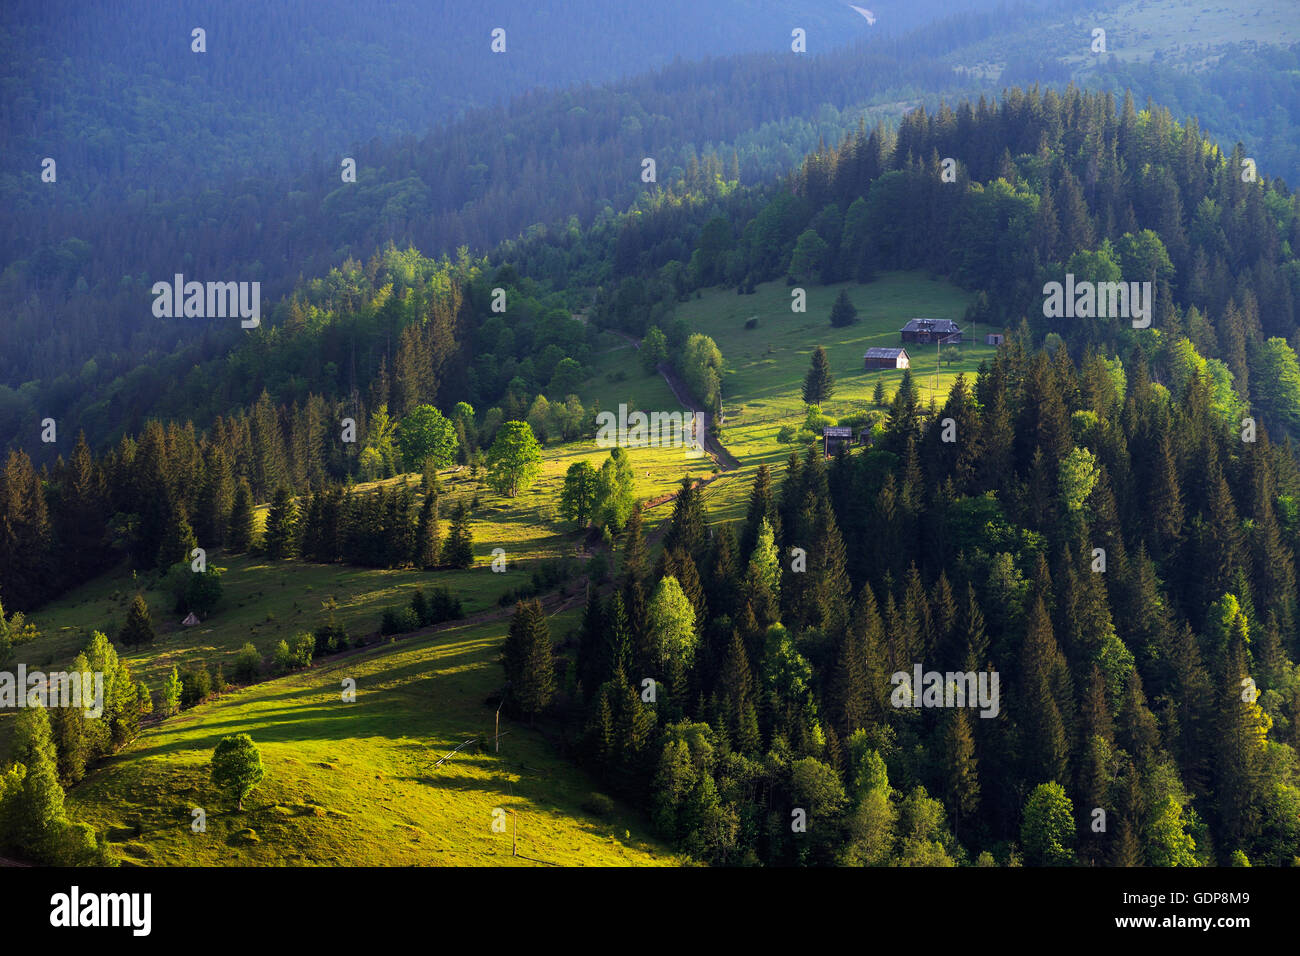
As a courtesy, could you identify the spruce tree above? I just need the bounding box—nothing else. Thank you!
[943,708,980,835]
[503,600,554,720]
[158,499,198,569]
[440,502,474,569]
[830,620,870,738]
[59,432,108,584]
[585,683,616,764]
[415,490,440,569]
[195,445,234,549]
[885,369,921,449]
[576,587,605,699]
[1213,630,1270,847]
[1149,431,1184,557]
[829,289,857,327]
[263,485,298,560]
[802,346,835,405]
[719,630,758,751]
[663,477,708,566]
[118,594,156,647]
[705,523,738,621]
[228,478,255,553]
[49,651,93,786]
[741,463,779,561]
[620,502,648,585]
[1019,595,1069,786]
[603,592,633,684]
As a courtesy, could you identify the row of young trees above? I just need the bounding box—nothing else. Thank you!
[293,483,472,570]
[0,629,153,865]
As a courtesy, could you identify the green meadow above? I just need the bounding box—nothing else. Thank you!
[67,613,682,866]
[667,271,984,522]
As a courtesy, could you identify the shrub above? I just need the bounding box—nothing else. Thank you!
[234,642,261,682]
[427,586,463,624]
[180,667,212,709]
[776,425,797,443]
[410,589,431,626]
[163,562,224,616]
[582,792,616,819]
[313,624,348,656]
[380,606,419,635]
[273,639,294,674]
[743,316,758,330]
[291,632,315,669]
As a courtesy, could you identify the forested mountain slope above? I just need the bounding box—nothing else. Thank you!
[4,79,1300,868]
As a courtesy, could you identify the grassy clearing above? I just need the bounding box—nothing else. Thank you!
[668,272,982,523]
[67,613,681,866]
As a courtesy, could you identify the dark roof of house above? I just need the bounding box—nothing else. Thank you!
[864,347,908,359]
[901,318,961,333]
[823,427,853,437]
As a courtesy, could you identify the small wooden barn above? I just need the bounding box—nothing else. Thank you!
[864,347,910,370]
[985,333,1005,346]
[900,318,962,344]
[823,426,853,458]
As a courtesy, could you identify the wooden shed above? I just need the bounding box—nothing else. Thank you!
[864,347,910,370]
[823,426,853,458]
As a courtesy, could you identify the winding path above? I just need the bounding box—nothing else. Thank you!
[611,331,740,473]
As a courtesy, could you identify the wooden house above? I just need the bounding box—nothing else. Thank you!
[900,318,961,344]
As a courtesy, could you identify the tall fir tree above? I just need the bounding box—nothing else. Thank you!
[262,485,298,560]
[503,600,554,721]
[802,346,835,404]
[228,478,255,553]
[415,490,441,569]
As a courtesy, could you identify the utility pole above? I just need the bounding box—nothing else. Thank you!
[506,809,517,857]
[496,683,510,753]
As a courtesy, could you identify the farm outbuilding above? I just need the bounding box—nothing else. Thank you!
[985,333,1005,346]
[823,426,853,458]
[900,318,962,344]
[864,347,910,370]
